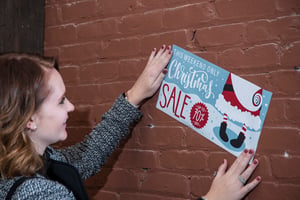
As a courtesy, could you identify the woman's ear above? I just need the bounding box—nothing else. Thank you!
[26,116,37,131]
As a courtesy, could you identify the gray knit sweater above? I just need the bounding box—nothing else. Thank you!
[0,94,142,199]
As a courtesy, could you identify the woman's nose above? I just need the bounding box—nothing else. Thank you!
[67,99,75,112]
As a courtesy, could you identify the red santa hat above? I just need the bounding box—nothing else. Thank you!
[222,73,262,116]
[215,73,263,130]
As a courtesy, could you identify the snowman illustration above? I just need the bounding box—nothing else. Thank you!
[215,73,263,148]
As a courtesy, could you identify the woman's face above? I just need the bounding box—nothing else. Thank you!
[28,69,74,154]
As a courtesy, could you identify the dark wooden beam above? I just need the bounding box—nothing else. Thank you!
[0,0,45,54]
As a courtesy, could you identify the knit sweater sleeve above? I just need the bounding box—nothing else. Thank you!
[52,94,143,180]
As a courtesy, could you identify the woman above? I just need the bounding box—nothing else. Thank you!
[0,45,261,200]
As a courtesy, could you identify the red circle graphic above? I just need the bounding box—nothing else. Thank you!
[190,102,209,129]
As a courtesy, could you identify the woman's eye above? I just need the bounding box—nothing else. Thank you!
[59,96,66,104]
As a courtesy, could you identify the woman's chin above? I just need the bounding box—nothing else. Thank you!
[58,130,68,142]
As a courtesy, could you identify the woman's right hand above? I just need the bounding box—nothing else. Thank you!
[126,45,172,107]
[203,149,261,200]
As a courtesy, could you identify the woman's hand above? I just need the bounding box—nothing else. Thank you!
[203,149,261,200]
[126,44,172,106]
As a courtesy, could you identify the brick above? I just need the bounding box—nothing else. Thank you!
[218,44,280,69]
[279,184,300,200]
[271,155,300,178]
[160,150,207,170]
[119,59,144,81]
[139,0,202,11]
[79,62,119,84]
[135,126,185,149]
[140,104,184,126]
[141,31,188,55]
[163,3,216,29]
[57,127,92,147]
[79,59,143,85]
[215,0,277,19]
[207,152,234,172]
[115,149,159,169]
[185,128,223,151]
[275,0,300,13]
[45,24,77,46]
[43,47,60,59]
[103,149,123,168]
[67,85,100,104]
[103,169,139,190]
[264,99,287,127]
[226,65,277,75]
[89,104,113,125]
[100,0,138,17]
[120,192,187,200]
[118,131,139,149]
[45,6,59,26]
[250,183,300,199]
[137,0,165,10]
[141,172,189,197]
[59,65,79,85]
[247,16,300,44]
[85,187,98,199]
[248,182,285,199]
[77,19,118,39]
[89,167,115,187]
[258,128,300,154]
[67,105,93,126]
[67,103,110,129]
[97,82,132,103]
[190,176,212,198]
[118,11,164,35]
[99,38,141,59]
[251,155,273,181]
[93,191,119,200]
[285,100,300,124]
[61,1,99,22]
[60,42,100,64]
[281,41,300,67]
[195,23,245,47]
[268,70,300,97]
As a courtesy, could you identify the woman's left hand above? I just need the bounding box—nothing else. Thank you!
[126,44,172,106]
[203,149,261,200]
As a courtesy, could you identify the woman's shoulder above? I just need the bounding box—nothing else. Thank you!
[46,146,68,161]
[0,175,75,200]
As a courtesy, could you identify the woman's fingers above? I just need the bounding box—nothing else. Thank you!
[146,45,172,86]
[240,176,262,196]
[126,44,172,105]
[239,158,259,184]
[215,159,227,178]
[204,154,261,200]
[156,44,167,57]
[228,149,255,176]
[149,45,172,72]
[147,48,157,63]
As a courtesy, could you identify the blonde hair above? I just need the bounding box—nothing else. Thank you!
[0,53,57,179]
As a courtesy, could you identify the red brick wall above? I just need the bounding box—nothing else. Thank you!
[44,0,300,199]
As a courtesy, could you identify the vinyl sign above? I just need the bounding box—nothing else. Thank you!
[156,45,272,157]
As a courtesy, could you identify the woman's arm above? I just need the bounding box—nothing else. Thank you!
[52,45,173,180]
[54,94,142,180]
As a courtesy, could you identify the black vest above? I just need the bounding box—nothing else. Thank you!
[6,154,89,200]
